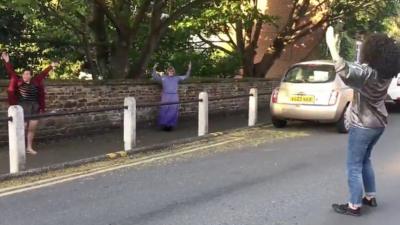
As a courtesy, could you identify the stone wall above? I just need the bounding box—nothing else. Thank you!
[0,78,280,143]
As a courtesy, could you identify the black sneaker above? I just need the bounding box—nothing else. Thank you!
[362,197,378,207]
[332,203,361,216]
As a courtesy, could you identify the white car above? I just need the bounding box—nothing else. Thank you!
[270,60,353,133]
[387,74,400,105]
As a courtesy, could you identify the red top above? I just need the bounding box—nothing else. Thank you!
[3,62,52,113]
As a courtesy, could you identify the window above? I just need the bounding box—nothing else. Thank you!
[283,64,335,83]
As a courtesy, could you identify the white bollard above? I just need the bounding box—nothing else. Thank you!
[124,97,136,151]
[248,88,258,127]
[8,105,26,173]
[198,92,209,136]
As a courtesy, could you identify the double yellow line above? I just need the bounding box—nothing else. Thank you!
[0,137,243,198]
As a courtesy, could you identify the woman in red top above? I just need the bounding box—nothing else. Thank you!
[1,52,58,155]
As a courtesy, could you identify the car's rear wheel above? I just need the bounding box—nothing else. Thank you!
[272,118,287,128]
[336,105,351,133]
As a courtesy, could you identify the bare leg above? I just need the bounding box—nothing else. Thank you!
[24,122,28,152]
[26,120,39,155]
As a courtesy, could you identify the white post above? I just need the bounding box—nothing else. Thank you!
[248,88,258,127]
[198,92,209,136]
[124,97,136,151]
[8,105,26,173]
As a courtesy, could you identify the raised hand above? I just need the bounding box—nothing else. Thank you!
[325,26,341,61]
[153,63,158,70]
[1,52,9,63]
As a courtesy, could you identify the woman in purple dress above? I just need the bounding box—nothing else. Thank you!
[152,62,191,131]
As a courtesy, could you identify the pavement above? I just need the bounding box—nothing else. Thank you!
[0,108,272,175]
[0,106,399,225]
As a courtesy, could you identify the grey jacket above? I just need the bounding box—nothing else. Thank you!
[335,58,391,128]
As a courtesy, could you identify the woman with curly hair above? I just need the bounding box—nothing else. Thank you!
[326,27,400,216]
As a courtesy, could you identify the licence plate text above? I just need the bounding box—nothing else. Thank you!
[290,95,315,103]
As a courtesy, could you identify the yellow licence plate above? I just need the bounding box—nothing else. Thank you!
[290,95,315,103]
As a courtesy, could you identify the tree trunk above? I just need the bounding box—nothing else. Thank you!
[130,0,165,79]
[88,2,110,78]
[242,47,256,77]
[110,36,131,79]
[254,37,286,78]
[81,37,99,80]
[130,30,161,79]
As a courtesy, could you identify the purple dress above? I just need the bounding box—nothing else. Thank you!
[152,69,190,128]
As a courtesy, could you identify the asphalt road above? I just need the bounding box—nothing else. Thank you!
[0,111,400,225]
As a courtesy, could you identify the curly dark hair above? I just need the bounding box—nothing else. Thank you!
[360,33,400,79]
[23,68,33,75]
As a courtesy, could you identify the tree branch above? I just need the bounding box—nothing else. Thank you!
[197,33,233,55]
[91,0,122,33]
[251,20,263,48]
[329,0,381,21]
[236,20,246,55]
[39,4,85,36]
[130,0,152,37]
[223,24,238,47]
[162,0,210,29]
[285,0,301,29]
[305,0,329,17]
[291,18,326,42]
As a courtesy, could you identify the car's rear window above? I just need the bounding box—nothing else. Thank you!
[283,64,335,83]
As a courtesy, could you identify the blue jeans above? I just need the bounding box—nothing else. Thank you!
[347,126,384,206]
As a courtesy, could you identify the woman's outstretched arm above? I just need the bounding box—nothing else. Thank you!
[151,63,162,82]
[179,61,192,81]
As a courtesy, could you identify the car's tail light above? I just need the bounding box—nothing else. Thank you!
[329,90,339,105]
[271,88,279,103]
